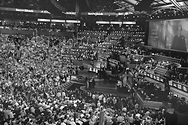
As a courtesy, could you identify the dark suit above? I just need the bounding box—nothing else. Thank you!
[171,35,187,51]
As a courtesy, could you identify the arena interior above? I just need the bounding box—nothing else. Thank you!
[0,0,188,125]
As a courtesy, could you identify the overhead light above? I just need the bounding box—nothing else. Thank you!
[122,21,136,24]
[51,19,65,23]
[88,12,103,15]
[110,21,122,24]
[64,12,76,15]
[37,19,51,22]
[66,20,80,23]
[96,21,110,24]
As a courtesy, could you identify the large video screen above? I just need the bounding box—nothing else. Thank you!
[148,19,188,52]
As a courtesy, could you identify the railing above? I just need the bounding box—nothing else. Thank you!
[154,66,168,77]
[169,80,188,93]
[152,55,181,64]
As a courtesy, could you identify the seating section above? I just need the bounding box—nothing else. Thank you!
[78,31,107,37]
[154,66,168,77]
[109,28,145,43]
[153,55,181,64]
[61,81,74,89]
[1,18,188,125]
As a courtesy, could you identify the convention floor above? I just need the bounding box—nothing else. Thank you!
[72,70,130,97]
[71,58,130,97]
[81,79,130,97]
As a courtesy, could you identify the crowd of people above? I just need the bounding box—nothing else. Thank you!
[0,30,168,125]
[0,79,167,125]
[120,45,188,115]
[1,0,188,123]
[1,21,188,125]
[0,34,77,87]
[0,21,75,33]
[119,44,188,86]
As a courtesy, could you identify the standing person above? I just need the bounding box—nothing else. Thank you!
[85,77,89,89]
[99,108,105,125]
[91,77,95,89]
[171,25,187,51]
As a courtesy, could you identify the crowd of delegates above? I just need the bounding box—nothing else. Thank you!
[1,25,186,125]
[0,32,167,125]
[132,78,168,102]
[79,30,188,87]
[1,21,75,32]
[121,44,188,86]
[0,33,78,87]
[122,45,188,115]
[0,33,84,106]
[0,79,166,125]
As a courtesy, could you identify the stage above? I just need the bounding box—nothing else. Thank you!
[66,66,130,97]
[79,77,130,97]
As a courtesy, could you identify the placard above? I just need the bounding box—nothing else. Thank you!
[173,83,177,87]
[183,86,187,92]
[169,81,173,86]
[178,84,182,89]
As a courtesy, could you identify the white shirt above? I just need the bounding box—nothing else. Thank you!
[61,122,66,125]
[92,94,96,99]
[99,94,103,101]
[103,97,106,103]
[70,121,76,125]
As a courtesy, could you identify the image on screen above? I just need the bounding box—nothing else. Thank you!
[148,19,188,52]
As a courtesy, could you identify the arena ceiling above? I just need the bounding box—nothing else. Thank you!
[114,0,188,14]
[1,0,188,16]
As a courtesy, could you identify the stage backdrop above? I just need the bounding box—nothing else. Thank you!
[148,19,188,52]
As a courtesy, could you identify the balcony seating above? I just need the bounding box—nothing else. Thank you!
[61,81,74,90]
[154,66,168,77]
[153,55,181,64]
